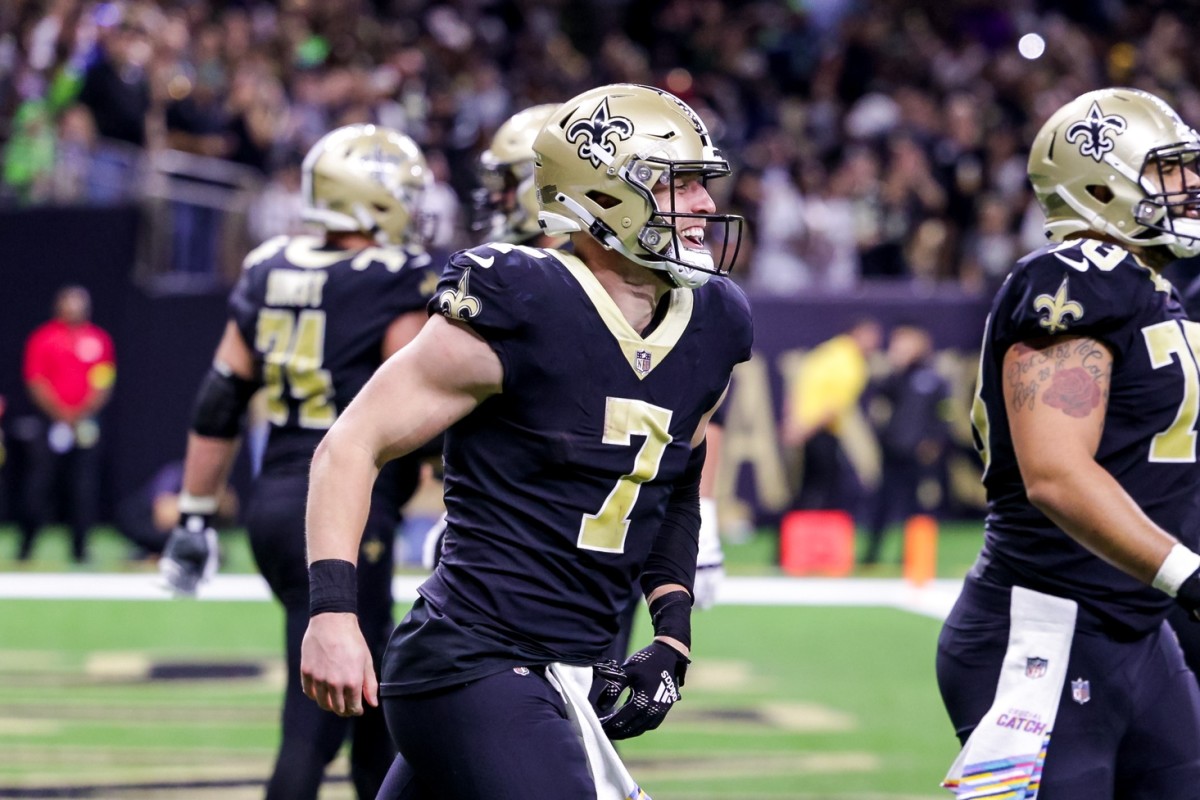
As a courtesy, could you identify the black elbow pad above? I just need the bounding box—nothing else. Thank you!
[191,366,259,438]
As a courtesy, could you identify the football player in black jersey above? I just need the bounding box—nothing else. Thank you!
[433,101,730,644]
[938,88,1200,797]
[300,84,753,799]
[159,124,440,800]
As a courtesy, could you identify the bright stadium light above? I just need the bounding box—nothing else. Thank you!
[1018,33,1046,60]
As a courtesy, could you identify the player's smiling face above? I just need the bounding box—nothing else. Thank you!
[652,173,715,253]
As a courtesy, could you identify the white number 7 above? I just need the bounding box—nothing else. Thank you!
[1143,319,1200,462]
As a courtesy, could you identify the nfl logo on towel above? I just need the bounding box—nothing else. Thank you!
[635,349,652,375]
[1071,677,1090,704]
[1025,657,1048,679]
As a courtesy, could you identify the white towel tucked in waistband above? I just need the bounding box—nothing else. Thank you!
[546,663,651,800]
[943,586,1078,800]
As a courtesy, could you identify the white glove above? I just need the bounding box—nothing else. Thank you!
[693,497,724,610]
[160,494,221,596]
[160,516,219,596]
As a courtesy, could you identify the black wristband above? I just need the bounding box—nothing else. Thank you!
[649,591,692,649]
[309,559,358,617]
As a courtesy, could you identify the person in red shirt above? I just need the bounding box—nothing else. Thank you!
[20,285,116,562]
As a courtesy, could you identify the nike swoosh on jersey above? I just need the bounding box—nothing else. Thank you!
[1053,252,1090,272]
[465,252,495,269]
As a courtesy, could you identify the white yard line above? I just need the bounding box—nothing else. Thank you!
[0,573,963,619]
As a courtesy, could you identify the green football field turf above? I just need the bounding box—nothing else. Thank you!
[0,522,982,798]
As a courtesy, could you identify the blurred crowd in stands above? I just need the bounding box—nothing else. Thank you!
[3,0,1200,295]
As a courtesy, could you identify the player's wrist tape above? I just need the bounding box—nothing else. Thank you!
[1152,543,1200,598]
[649,591,692,649]
[178,493,219,516]
[697,497,723,565]
[309,559,357,616]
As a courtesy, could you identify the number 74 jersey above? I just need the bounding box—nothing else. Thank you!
[403,243,753,683]
[228,234,439,471]
[970,238,1200,635]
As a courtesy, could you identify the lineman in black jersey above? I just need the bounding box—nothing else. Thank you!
[1174,274,1200,679]
[938,89,1200,797]
[159,125,440,800]
[300,84,752,799]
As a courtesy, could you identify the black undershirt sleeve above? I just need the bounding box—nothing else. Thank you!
[639,440,706,601]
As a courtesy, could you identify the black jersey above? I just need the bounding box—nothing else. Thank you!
[381,243,754,694]
[971,238,1200,635]
[228,234,439,473]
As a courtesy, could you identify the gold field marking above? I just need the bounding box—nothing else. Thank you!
[85,652,151,680]
[677,701,857,734]
[762,701,856,732]
[0,650,68,671]
[0,717,62,736]
[686,660,753,690]
[0,701,279,725]
[629,751,879,780]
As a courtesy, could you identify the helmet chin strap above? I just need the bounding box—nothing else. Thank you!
[663,238,715,282]
[1169,217,1200,257]
[1168,241,1200,258]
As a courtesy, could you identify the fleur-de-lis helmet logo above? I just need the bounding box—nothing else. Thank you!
[360,142,397,185]
[566,98,635,168]
[1066,101,1128,162]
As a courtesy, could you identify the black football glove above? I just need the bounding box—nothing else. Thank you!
[595,641,690,740]
[160,514,219,596]
[1176,568,1200,622]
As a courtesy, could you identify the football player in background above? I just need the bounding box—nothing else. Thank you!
[938,88,1200,797]
[159,124,441,800]
[473,102,570,249]
[300,83,752,798]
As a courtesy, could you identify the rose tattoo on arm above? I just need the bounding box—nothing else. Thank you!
[1044,367,1102,418]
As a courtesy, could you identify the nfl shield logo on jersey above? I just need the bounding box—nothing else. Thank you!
[635,349,652,375]
[1071,677,1090,704]
[1025,657,1048,679]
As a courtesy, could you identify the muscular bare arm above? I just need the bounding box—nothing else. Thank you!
[306,314,502,564]
[301,314,502,716]
[1004,335,1179,584]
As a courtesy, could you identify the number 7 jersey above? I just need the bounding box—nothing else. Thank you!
[971,238,1200,635]
[381,243,753,694]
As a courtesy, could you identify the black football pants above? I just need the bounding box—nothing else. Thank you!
[378,666,597,799]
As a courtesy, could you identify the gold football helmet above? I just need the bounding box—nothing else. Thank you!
[1028,87,1200,258]
[301,124,430,246]
[475,104,561,243]
[533,84,743,288]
